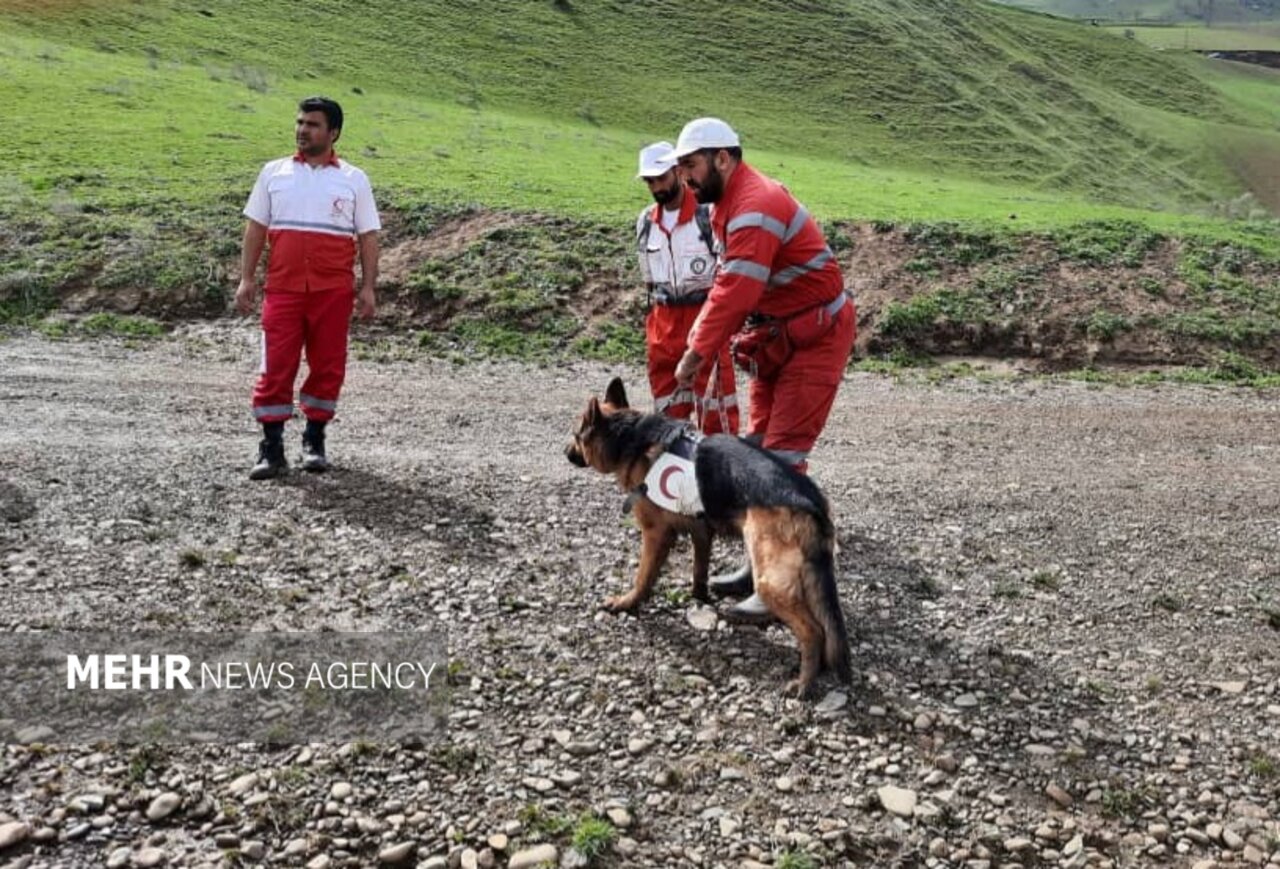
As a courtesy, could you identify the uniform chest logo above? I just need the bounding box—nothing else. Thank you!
[331,197,351,218]
[690,256,708,275]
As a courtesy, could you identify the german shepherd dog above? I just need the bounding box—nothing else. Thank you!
[565,377,851,697]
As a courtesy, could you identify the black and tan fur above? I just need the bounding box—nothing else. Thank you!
[565,377,851,697]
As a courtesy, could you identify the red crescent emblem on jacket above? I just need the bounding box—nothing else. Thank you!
[659,465,682,501]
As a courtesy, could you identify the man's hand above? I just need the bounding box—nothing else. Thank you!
[356,285,377,320]
[234,279,259,315]
[675,348,704,388]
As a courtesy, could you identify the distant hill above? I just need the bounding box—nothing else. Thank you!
[990,0,1280,24]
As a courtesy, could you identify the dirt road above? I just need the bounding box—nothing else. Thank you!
[1,330,1278,867]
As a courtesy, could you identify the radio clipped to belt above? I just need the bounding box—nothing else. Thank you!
[730,291,848,380]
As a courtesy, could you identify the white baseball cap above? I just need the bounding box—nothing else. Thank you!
[636,141,676,179]
[665,117,741,161]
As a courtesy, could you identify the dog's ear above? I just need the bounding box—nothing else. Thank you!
[604,377,629,409]
[585,397,602,427]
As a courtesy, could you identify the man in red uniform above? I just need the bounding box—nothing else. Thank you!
[669,118,856,620]
[235,96,381,480]
[635,141,738,434]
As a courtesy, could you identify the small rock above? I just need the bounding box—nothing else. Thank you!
[459,848,478,869]
[377,840,415,864]
[133,848,167,867]
[508,844,557,869]
[1224,829,1246,850]
[228,773,259,796]
[953,693,979,708]
[878,785,918,817]
[106,847,131,869]
[686,607,718,631]
[16,725,56,743]
[815,691,848,714]
[487,833,508,851]
[1045,783,1073,807]
[0,821,30,850]
[627,738,652,756]
[146,793,181,823]
[1063,834,1083,857]
[606,807,632,828]
[330,782,353,800]
[775,776,795,792]
[68,794,106,814]
[1211,681,1246,694]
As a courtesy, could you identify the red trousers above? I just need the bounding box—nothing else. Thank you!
[646,304,739,435]
[747,297,856,472]
[252,288,354,424]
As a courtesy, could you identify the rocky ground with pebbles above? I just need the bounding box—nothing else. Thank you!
[1,327,1278,869]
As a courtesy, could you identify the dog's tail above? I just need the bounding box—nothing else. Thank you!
[802,511,851,683]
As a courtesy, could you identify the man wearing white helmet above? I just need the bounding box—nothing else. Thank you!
[667,118,857,620]
[634,141,738,434]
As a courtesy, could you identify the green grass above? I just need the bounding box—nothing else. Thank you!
[2,0,1279,218]
[4,0,1280,371]
[1104,24,1280,50]
[775,850,820,869]
[570,815,617,863]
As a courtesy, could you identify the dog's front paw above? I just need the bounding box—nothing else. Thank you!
[602,594,640,613]
[783,677,817,700]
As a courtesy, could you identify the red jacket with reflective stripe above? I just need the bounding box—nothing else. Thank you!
[243,153,381,294]
[687,162,843,359]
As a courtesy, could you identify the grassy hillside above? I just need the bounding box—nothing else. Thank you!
[1,0,1278,375]
[2,0,1278,213]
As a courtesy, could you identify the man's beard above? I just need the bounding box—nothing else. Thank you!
[690,164,724,203]
[298,137,330,155]
[651,184,679,206]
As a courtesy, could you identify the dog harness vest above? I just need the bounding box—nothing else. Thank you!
[641,429,704,516]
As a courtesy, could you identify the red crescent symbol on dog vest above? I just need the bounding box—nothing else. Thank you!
[659,465,682,501]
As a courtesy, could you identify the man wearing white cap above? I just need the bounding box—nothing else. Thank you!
[667,118,857,620]
[634,141,738,434]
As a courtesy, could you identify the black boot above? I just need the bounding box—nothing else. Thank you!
[709,562,754,599]
[300,420,329,472]
[249,422,287,480]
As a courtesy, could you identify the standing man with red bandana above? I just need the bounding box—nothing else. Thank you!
[235,96,381,480]
[669,117,856,620]
[635,141,738,435]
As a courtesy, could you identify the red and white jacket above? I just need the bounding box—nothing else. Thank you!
[635,193,717,306]
[687,162,843,358]
[244,152,380,294]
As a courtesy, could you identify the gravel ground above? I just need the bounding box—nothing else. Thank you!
[1,327,1279,869]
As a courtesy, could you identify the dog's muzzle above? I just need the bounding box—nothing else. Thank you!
[565,443,587,467]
